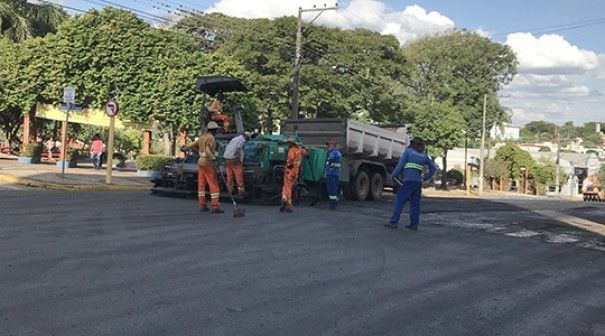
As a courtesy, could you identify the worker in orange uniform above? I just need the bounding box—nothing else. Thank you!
[222,131,252,197]
[188,121,224,214]
[280,136,308,213]
[209,92,233,133]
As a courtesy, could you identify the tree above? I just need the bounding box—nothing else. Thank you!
[493,143,534,181]
[484,158,509,190]
[411,101,466,190]
[0,0,66,42]
[520,121,556,142]
[402,29,518,141]
[180,14,413,124]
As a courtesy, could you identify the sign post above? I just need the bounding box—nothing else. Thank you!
[105,99,119,184]
[61,87,75,178]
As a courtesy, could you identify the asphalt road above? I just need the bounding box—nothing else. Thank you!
[1,189,604,336]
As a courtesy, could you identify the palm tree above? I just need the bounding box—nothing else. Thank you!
[0,0,66,42]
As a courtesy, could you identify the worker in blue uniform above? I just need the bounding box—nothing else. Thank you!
[384,137,436,230]
[325,140,342,210]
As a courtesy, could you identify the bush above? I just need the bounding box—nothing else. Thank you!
[67,148,82,161]
[446,169,464,186]
[21,142,43,157]
[135,154,173,171]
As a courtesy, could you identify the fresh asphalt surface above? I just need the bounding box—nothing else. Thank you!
[1,188,605,336]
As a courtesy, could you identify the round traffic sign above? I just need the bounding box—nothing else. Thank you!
[105,100,119,117]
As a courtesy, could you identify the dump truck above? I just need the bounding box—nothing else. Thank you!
[281,118,409,201]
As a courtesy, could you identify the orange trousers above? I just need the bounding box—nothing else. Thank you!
[198,165,220,209]
[281,168,299,208]
[226,159,244,194]
[211,114,232,132]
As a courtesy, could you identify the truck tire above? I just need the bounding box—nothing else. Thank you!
[369,172,384,201]
[346,170,370,201]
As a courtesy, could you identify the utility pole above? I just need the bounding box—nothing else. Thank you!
[478,93,510,197]
[555,127,560,197]
[291,4,338,119]
[479,94,487,196]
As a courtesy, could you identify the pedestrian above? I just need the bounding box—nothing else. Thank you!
[384,137,436,231]
[209,92,233,133]
[189,121,224,214]
[325,140,342,210]
[280,136,308,213]
[90,133,104,170]
[45,137,56,162]
[222,131,252,197]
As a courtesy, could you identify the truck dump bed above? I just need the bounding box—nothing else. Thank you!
[281,118,409,164]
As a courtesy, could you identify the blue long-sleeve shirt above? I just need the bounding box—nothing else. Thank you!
[391,148,436,182]
[324,148,342,176]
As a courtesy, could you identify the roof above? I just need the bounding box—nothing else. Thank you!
[195,76,248,96]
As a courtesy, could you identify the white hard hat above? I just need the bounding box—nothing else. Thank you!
[207,121,219,130]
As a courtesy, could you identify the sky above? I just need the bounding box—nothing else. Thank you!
[56,0,605,128]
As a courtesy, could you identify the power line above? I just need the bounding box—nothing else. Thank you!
[494,17,605,36]
[35,0,88,13]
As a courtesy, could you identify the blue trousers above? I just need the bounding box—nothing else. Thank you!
[326,175,339,206]
[389,181,422,227]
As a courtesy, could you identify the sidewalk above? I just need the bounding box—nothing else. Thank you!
[0,154,151,191]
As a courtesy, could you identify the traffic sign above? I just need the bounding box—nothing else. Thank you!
[63,87,75,104]
[60,103,84,112]
[105,100,119,117]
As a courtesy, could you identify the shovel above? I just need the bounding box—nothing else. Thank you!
[218,168,246,218]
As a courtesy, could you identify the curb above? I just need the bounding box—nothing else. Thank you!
[0,173,151,192]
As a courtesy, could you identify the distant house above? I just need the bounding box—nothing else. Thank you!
[490,122,520,141]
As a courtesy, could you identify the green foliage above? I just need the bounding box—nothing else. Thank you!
[135,154,173,171]
[186,15,413,124]
[530,158,567,195]
[538,146,551,152]
[0,0,67,42]
[402,29,518,140]
[493,143,534,179]
[597,166,605,186]
[484,158,509,179]
[21,141,43,157]
[446,169,463,186]
[67,148,81,161]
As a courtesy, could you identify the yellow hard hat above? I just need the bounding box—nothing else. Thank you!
[207,121,219,130]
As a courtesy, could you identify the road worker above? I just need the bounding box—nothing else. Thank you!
[384,137,436,230]
[209,92,233,133]
[189,121,224,214]
[325,140,342,210]
[280,136,308,213]
[222,131,252,197]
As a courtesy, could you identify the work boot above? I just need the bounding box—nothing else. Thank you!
[211,208,225,214]
[279,201,287,212]
[200,206,209,212]
[285,206,293,213]
[384,223,398,229]
[238,189,246,197]
[329,204,336,210]
[404,225,418,231]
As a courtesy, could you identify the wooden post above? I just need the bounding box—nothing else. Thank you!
[105,116,115,184]
[23,113,31,145]
[143,130,151,155]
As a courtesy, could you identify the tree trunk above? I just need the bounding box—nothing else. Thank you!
[440,152,448,190]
